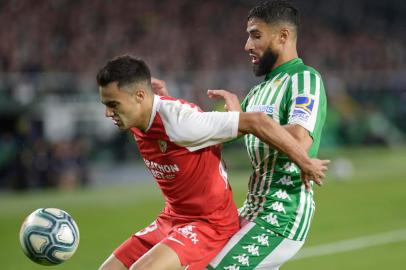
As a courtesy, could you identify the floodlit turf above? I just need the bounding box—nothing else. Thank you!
[1,147,406,269]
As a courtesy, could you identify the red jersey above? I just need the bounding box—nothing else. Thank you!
[130,95,240,228]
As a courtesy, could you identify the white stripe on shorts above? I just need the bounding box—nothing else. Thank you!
[255,237,304,270]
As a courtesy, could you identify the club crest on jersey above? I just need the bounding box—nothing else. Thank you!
[272,79,282,87]
[292,96,315,121]
[158,140,167,153]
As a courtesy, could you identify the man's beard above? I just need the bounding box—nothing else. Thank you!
[253,47,278,76]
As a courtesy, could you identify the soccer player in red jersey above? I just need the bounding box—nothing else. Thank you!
[97,55,328,270]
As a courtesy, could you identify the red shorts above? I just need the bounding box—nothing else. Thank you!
[114,209,239,270]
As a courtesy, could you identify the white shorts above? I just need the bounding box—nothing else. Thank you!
[207,218,304,270]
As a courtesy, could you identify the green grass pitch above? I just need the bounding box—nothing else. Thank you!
[1,147,406,269]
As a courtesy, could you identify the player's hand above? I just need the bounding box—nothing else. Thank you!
[151,77,169,96]
[207,89,243,112]
[300,158,330,191]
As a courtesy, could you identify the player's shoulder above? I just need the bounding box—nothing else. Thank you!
[158,95,202,112]
[287,61,322,79]
[283,60,326,98]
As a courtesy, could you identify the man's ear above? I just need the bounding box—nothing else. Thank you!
[133,88,146,102]
[279,28,290,44]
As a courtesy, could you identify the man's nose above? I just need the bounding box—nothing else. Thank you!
[245,38,253,52]
[105,107,114,117]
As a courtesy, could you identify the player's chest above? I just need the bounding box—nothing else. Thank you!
[245,76,290,120]
[135,136,184,159]
[136,137,194,182]
[245,93,285,121]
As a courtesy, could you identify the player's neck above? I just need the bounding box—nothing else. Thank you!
[139,94,154,132]
[271,49,298,71]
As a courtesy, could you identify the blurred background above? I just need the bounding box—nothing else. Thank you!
[0,0,405,269]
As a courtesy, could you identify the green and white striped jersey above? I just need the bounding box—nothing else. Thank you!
[239,58,327,241]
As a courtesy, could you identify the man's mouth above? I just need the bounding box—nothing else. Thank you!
[250,54,260,64]
[113,118,121,126]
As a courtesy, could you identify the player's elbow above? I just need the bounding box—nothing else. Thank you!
[239,112,269,135]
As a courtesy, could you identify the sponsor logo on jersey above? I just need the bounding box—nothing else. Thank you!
[292,96,315,121]
[158,140,167,153]
[249,104,274,115]
[143,158,179,180]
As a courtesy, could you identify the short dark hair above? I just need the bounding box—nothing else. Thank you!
[248,0,300,29]
[96,55,151,88]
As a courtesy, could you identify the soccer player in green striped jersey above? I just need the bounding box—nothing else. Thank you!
[206,1,327,269]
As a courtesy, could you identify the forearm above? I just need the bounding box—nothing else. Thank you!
[239,113,312,169]
[283,124,313,152]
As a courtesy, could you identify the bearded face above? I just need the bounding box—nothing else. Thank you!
[252,47,278,76]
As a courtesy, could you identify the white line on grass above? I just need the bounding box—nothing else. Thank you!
[293,229,406,260]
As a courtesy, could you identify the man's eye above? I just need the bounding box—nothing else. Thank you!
[249,33,261,39]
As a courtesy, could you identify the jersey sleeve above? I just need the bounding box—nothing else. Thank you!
[158,99,240,151]
[287,70,325,136]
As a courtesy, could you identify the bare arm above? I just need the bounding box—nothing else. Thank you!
[238,112,329,189]
[283,124,313,152]
[207,89,328,189]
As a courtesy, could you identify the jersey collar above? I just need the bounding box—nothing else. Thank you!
[145,95,160,132]
[265,58,303,81]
